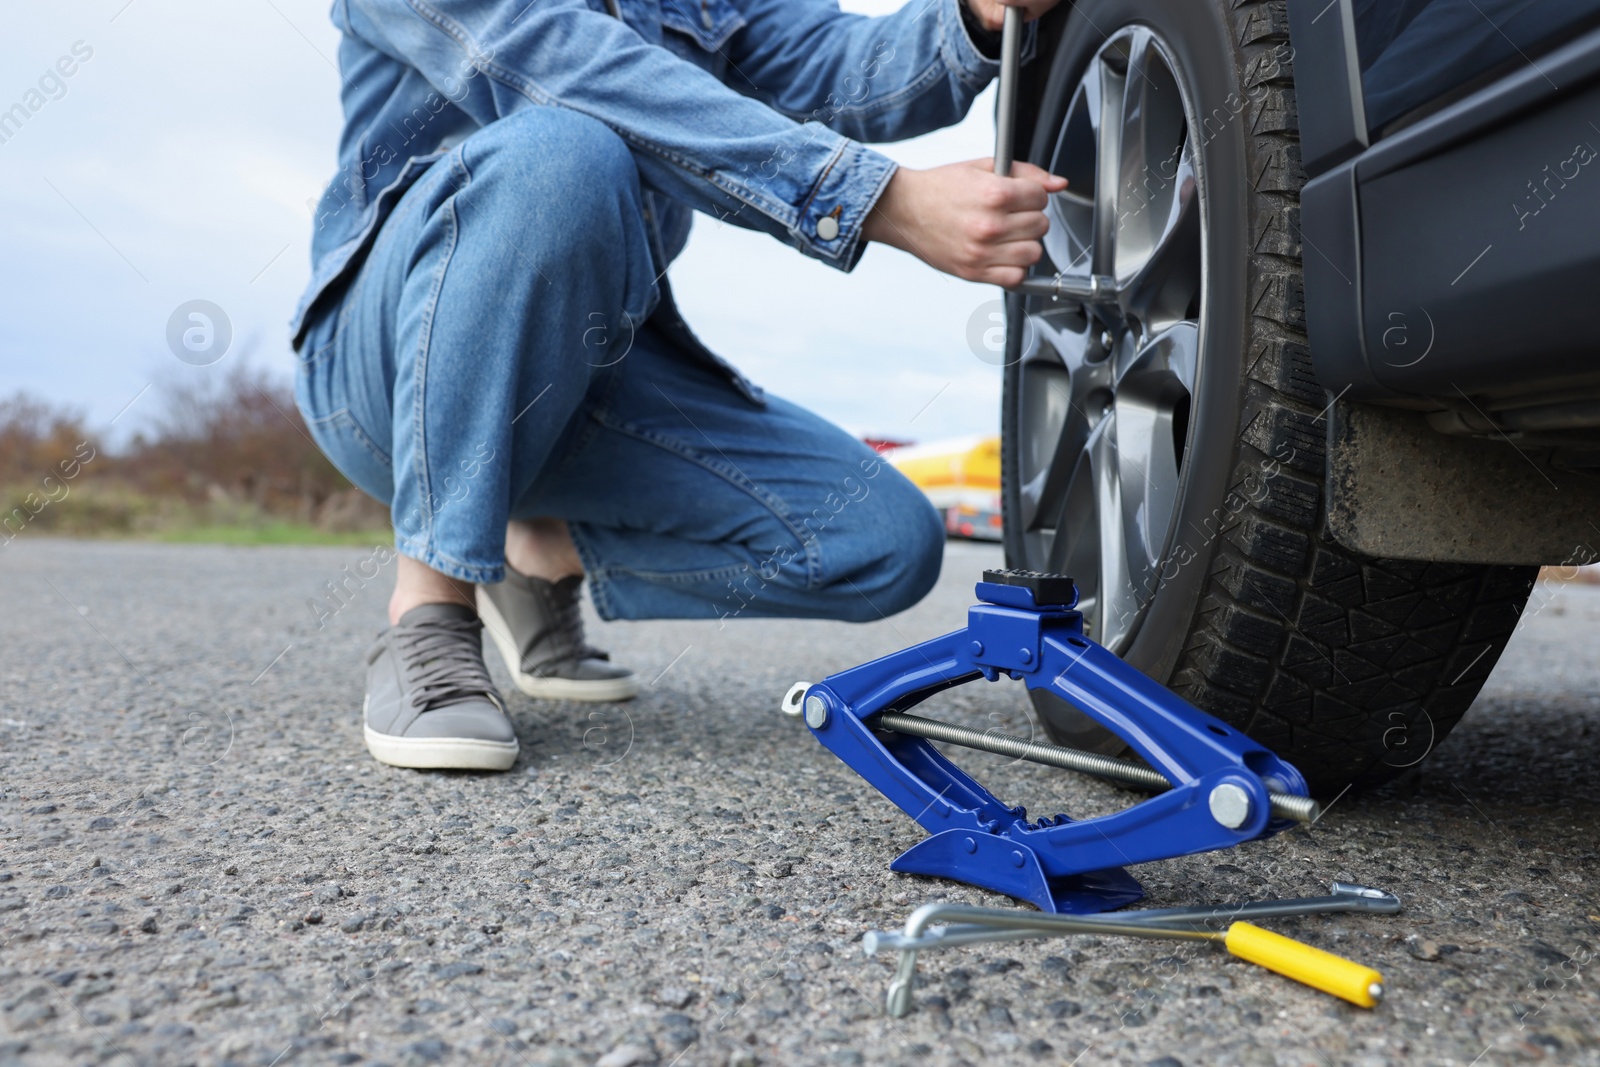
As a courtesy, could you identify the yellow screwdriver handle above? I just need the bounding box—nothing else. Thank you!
[1224,922,1386,1008]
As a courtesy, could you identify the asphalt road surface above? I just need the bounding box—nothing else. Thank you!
[2,539,1597,1067]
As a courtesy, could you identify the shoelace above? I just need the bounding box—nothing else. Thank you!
[393,616,501,713]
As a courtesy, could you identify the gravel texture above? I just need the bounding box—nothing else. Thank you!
[1,538,1596,1067]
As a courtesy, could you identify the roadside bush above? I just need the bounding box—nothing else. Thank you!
[0,368,389,539]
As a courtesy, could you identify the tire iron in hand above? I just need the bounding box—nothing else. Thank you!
[994,6,1111,303]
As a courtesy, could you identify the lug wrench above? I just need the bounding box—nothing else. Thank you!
[994,5,1111,304]
[869,883,1398,1016]
[994,5,1024,179]
[866,882,1401,951]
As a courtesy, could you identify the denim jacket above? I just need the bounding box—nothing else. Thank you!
[291,0,1011,348]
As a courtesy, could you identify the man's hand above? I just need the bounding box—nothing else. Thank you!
[862,158,1067,288]
[964,0,1062,33]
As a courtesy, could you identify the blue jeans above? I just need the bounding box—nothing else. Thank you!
[294,106,944,623]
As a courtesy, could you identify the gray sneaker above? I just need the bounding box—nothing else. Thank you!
[364,603,519,771]
[476,571,639,702]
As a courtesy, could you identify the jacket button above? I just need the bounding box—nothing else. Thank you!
[700,4,714,28]
[816,214,840,241]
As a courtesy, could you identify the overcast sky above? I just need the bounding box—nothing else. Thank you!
[0,0,1003,446]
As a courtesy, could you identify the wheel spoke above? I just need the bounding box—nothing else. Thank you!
[1017,314,1099,531]
[1091,411,1143,650]
[1113,31,1189,286]
[1039,411,1138,650]
[1120,143,1200,334]
[1115,320,1199,401]
[1111,322,1198,595]
[1030,307,1098,378]
[1044,70,1101,279]
[1091,50,1127,279]
[1044,427,1101,630]
[1016,359,1073,530]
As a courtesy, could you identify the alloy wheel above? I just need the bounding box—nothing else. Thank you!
[1013,25,1204,654]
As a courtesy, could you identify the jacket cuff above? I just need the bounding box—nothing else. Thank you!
[793,136,899,273]
[942,0,1037,89]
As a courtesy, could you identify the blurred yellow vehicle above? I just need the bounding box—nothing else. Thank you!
[881,435,1003,542]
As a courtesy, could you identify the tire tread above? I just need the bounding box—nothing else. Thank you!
[1170,4,1536,791]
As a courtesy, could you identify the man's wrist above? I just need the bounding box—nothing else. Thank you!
[861,167,905,250]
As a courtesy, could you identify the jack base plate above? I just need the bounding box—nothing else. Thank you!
[891,829,1144,914]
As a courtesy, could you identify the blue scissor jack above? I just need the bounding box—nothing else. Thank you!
[791,569,1316,915]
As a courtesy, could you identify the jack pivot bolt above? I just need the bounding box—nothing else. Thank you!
[1209,783,1253,829]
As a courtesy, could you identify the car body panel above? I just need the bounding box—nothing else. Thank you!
[1354,0,1600,134]
[1294,0,1600,406]
[1287,0,1600,565]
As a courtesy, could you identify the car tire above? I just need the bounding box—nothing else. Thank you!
[1000,0,1538,794]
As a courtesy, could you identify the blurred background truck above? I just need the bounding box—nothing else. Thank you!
[881,435,1003,543]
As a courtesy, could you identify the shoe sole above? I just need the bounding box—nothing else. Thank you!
[476,588,641,702]
[362,721,519,771]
